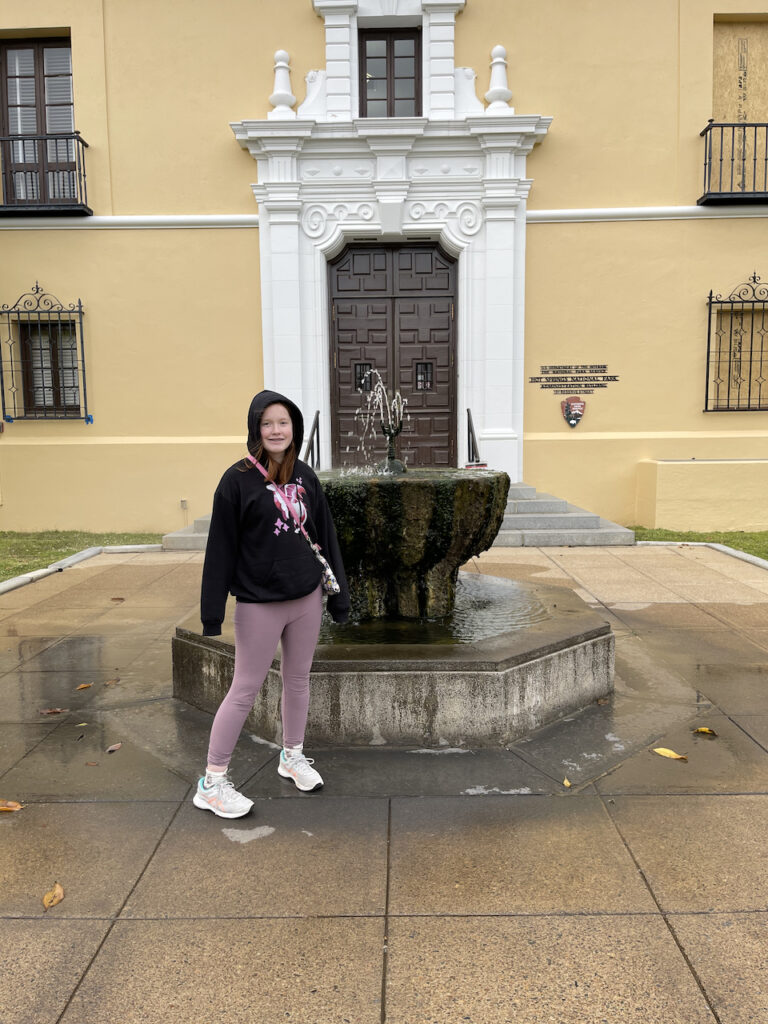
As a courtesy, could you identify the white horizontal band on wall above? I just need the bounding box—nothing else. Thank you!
[0,436,247,445]
[526,205,768,223]
[1,207,767,229]
[0,214,260,230]
[525,430,768,441]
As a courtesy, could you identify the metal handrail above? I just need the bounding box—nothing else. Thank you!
[0,131,91,213]
[699,120,768,203]
[467,408,482,465]
[302,410,320,468]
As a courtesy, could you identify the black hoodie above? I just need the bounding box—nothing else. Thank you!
[200,390,350,635]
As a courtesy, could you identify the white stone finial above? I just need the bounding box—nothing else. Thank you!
[268,50,297,120]
[484,45,514,114]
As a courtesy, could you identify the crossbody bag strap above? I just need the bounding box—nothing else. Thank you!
[246,453,318,549]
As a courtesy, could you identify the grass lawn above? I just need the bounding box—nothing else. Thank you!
[631,527,768,562]
[0,531,163,583]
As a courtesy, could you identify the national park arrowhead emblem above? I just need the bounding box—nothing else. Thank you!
[561,395,585,428]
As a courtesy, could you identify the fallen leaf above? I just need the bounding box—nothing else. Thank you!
[693,727,718,736]
[563,777,572,788]
[75,723,88,727]
[0,799,23,812]
[42,882,64,910]
[111,597,125,603]
[39,708,69,715]
[653,747,688,762]
[85,762,99,767]
[106,743,122,754]
[75,683,93,691]
[104,677,120,686]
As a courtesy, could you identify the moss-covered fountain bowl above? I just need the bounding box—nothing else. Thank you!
[318,468,510,621]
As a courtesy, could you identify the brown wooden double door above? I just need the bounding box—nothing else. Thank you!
[329,244,457,468]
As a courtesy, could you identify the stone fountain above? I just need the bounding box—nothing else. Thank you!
[172,380,613,747]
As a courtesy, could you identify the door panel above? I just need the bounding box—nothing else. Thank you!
[330,245,456,468]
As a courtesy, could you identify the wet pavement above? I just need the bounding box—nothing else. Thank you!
[1,545,767,1023]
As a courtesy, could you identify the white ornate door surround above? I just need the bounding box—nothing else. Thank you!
[231,0,551,477]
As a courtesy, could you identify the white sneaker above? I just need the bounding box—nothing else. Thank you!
[278,748,324,792]
[192,773,254,818]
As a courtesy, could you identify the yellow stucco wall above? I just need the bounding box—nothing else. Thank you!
[523,217,768,524]
[0,0,766,532]
[0,228,262,530]
[636,459,768,530]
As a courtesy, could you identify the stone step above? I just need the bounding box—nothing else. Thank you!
[507,483,537,501]
[506,495,569,515]
[162,525,209,551]
[502,511,600,530]
[494,521,635,547]
[163,486,636,551]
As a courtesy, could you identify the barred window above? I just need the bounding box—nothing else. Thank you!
[0,282,91,422]
[705,274,768,412]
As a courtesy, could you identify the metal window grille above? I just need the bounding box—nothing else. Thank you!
[355,362,373,392]
[705,273,768,412]
[0,282,91,421]
[415,362,433,391]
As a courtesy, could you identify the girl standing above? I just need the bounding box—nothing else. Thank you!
[194,390,350,818]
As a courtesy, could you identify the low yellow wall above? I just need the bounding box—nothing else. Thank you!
[523,435,768,527]
[635,459,768,531]
[0,439,244,533]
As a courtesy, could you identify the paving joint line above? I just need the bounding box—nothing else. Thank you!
[380,797,392,1024]
[54,790,191,1024]
[596,789,724,1024]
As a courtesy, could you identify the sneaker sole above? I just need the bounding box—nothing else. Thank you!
[192,791,254,818]
[277,764,323,792]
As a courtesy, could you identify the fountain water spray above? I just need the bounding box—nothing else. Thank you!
[354,368,408,474]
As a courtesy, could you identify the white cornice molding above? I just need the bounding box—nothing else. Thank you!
[526,205,768,223]
[0,214,260,230]
[2,206,766,231]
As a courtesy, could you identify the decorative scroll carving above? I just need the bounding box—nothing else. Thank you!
[301,201,377,239]
[406,200,483,237]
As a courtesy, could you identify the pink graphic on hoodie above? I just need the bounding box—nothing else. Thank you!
[268,482,308,535]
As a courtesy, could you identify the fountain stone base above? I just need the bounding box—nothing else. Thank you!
[172,576,614,747]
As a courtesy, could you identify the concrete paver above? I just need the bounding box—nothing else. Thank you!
[669,913,768,1024]
[123,798,388,919]
[0,544,767,1022]
[59,918,385,1024]
[0,920,111,1024]
[386,916,716,1024]
[388,795,657,915]
[608,795,768,912]
[0,801,178,918]
[595,714,768,794]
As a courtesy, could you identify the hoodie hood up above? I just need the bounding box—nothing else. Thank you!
[247,389,304,456]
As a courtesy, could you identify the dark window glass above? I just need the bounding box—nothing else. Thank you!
[21,319,80,413]
[416,362,434,391]
[359,29,421,117]
[355,363,373,392]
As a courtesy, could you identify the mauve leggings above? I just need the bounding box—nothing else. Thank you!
[206,585,323,767]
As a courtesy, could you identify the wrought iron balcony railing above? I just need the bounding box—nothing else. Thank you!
[0,132,91,215]
[699,121,768,205]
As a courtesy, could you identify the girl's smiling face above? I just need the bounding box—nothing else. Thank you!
[260,403,293,462]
